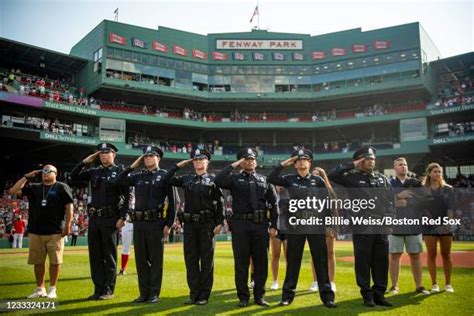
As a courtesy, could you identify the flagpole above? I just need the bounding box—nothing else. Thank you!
[257,0,260,30]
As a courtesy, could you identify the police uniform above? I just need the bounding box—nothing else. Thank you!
[166,149,225,305]
[70,143,130,300]
[268,149,336,308]
[115,146,175,303]
[214,148,278,307]
[328,147,394,307]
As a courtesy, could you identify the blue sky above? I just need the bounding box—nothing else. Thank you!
[0,0,472,58]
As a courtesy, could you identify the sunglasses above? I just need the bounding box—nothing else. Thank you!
[42,169,56,174]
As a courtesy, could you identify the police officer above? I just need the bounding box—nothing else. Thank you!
[115,145,175,304]
[328,146,394,307]
[166,148,224,305]
[214,148,278,307]
[268,149,336,308]
[70,143,130,300]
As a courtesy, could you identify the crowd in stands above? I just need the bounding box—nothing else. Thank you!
[435,76,473,107]
[2,69,429,125]
[129,133,220,155]
[2,112,94,137]
[434,121,474,137]
[0,69,92,106]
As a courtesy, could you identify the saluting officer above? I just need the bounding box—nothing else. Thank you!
[214,148,278,308]
[115,145,175,304]
[268,149,336,308]
[70,143,130,300]
[328,146,394,307]
[166,148,224,305]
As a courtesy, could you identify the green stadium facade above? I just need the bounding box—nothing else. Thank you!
[0,20,473,186]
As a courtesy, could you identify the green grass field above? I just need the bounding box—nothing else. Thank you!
[0,241,473,315]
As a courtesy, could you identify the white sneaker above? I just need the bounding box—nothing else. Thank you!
[270,281,279,290]
[445,285,454,293]
[309,281,319,292]
[47,287,57,299]
[27,287,47,298]
[330,282,337,292]
[389,286,400,294]
[249,281,254,289]
[431,284,440,293]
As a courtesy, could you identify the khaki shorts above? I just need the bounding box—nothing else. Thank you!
[388,234,423,254]
[28,233,64,265]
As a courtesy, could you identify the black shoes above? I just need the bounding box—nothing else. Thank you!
[255,299,270,307]
[134,296,148,303]
[278,300,291,306]
[374,299,393,307]
[98,294,114,300]
[324,300,337,308]
[364,299,376,307]
[147,296,158,304]
[87,293,101,300]
[195,299,208,305]
[184,298,196,305]
[238,300,249,307]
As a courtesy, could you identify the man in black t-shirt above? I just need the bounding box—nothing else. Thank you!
[8,165,73,299]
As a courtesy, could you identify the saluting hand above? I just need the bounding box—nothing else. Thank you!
[176,159,193,168]
[231,158,245,169]
[353,157,365,168]
[25,169,41,179]
[130,155,144,169]
[281,156,298,167]
[83,151,100,165]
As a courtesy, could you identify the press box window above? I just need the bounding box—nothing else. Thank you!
[93,48,103,73]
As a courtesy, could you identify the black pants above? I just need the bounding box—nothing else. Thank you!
[352,234,388,301]
[70,235,78,246]
[282,234,335,303]
[231,219,269,302]
[87,217,118,296]
[183,222,215,301]
[134,220,165,298]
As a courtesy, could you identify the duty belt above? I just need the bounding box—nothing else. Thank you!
[130,210,164,222]
[179,210,214,224]
[88,206,117,218]
[232,210,267,223]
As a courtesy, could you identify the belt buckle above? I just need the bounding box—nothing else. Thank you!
[97,209,102,217]
[144,211,150,221]
[192,214,200,222]
[135,211,143,221]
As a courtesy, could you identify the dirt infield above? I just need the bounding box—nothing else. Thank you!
[338,251,474,268]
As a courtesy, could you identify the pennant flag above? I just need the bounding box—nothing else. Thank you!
[331,48,347,56]
[152,41,168,53]
[212,52,228,60]
[253,52,265,60]
[373,40,391,49]
[311,51,326,60]
[250,6,259,23]
[273,52,285,61]
[293,52,304,60]
[352,44,368,53]
[233,52,245,60]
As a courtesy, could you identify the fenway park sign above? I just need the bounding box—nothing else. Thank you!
[216,39,303,50]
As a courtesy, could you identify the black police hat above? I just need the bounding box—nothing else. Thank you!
[191,148,211,160]
[352,146,376,160]
[291,148,313,161]
[97,142,118,153]
[143,145,164,158]
[236,148,258,160]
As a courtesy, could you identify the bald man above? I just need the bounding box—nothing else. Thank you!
[8,165,74,299]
